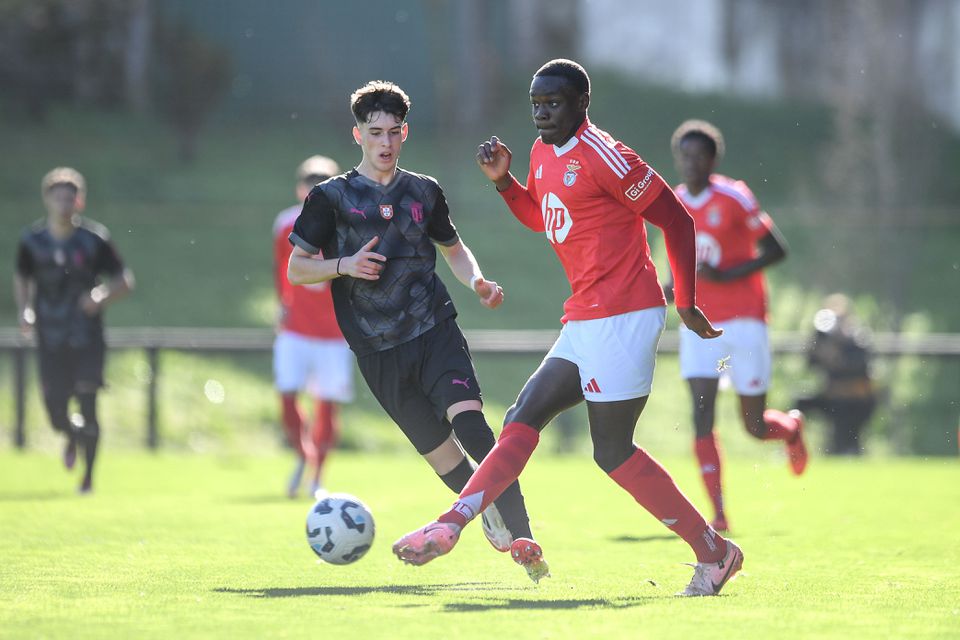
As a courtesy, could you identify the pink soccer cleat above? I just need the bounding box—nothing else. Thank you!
[510,538,550,583]
[786,409,809,476]
[392,521,461,566]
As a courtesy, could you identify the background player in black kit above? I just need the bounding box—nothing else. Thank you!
[14,167,134,494]
[287,80,541,576]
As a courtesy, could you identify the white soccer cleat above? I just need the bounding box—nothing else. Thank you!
[679,539,744,596]
[480,503,513,552]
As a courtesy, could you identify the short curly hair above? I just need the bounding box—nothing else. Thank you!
[350,80,411,124]
[41,167,86,197]
[671,119,725,160]
[534,58,590,95]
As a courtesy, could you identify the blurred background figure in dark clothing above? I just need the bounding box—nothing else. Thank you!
[796,294,876,456]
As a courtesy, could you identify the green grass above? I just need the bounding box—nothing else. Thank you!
[1,450,957,638]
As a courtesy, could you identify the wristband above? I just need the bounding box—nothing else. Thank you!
[469,275,480,290]
[336,257,343,276]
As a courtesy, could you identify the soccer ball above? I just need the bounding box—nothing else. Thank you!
[305,493,375,565]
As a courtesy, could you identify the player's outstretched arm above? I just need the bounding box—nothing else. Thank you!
[677,306,723,339]
[476,136,515,192]
[438,239,503,309]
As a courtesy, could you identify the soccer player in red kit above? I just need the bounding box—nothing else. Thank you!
[669,120,808,532]
[273,156,354,498]
[394,60,743,596]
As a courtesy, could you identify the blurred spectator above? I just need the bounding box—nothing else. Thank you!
[795,294,876,456]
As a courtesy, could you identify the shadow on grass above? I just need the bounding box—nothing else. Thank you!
[214,582,506,598]
[443,596,657,612]
[610,534,677,543]
[0,490,67,502]
[225,494,303,505]
[215,584,660,611]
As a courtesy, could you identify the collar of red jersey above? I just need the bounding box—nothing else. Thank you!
[548,118,592,157]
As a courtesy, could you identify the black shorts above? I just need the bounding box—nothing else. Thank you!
[37,342,106,402]
[357,317,481,454]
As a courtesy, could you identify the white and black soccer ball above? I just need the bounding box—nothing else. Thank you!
[305,493,375,565]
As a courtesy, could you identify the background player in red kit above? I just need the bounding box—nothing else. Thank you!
[668,120,808,532]
[273,156,354,498]
[394,60,744,596]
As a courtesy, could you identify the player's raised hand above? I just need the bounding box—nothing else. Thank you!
[677,306,723,339]
[476,136,513,188]
[472,276,504,309]
[343,236,386,280]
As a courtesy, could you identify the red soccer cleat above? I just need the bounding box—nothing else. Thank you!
[510,538,550,583]
[786,410,808,475]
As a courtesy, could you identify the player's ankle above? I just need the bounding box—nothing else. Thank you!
[437,513,466,530]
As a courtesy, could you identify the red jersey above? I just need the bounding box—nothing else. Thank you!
[675,174,773,323]
[499,118,697,322]
[273,205,343,339]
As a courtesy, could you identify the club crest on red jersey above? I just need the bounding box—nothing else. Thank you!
[379,204,394,219]
[707,207,722,227]
[563,160,581,187]
[410,202,423,223]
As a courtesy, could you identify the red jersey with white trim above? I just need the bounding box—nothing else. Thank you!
[499,119,679,322]
[675,174,774,323]
[273,205,343,339]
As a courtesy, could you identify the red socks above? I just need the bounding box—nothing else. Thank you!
[762,409,800,442]
[609,448,726,563]
[280,394,306,459]
[311,400,338,471]
[695,433,725,519]
[438,422,540,528]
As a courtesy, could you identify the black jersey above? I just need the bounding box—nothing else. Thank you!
[290,168,460,356]
[16,218,125,350]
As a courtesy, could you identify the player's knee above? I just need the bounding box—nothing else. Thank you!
[504,398,548,431]
[78,420,100,440]
[77,393,99,438]
[43,397,71,433]
[694,422,714,439]
[590,438,632,474]
[744,420,766,439]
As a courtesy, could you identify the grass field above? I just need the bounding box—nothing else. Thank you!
[1,450,957,639]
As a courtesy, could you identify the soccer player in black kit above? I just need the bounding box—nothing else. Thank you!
[14,168,134,494]
[287,81,542,579]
